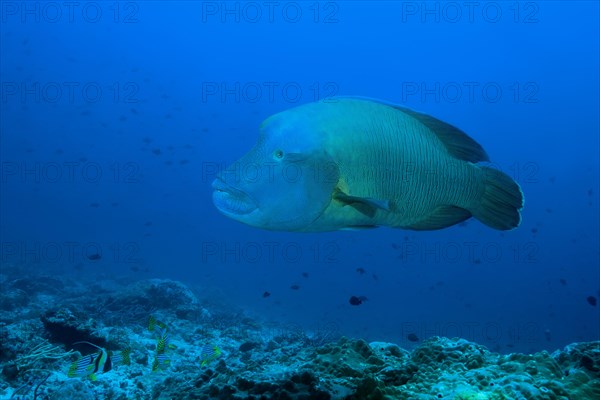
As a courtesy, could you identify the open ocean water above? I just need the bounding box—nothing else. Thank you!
[1,1,599,399]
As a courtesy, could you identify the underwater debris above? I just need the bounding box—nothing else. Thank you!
[14,340,74,375]
[9,372,50,400]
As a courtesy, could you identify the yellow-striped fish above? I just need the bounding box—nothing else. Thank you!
[148,316,176,372]
[199,344,221,367]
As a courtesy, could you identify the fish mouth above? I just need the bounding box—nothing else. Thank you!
[211,178,258,216]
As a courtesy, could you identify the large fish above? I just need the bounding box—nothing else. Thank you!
[212,97,524,232]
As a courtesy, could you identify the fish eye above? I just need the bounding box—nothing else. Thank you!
[273,149,284,160]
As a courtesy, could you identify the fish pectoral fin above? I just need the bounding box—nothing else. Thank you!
[406,205,471,230]
[333,191,390,218]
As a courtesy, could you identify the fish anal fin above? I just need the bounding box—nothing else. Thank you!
[406,205,471,230]
[340,225,378,231]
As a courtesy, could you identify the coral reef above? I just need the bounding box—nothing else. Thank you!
[0,271,598,399]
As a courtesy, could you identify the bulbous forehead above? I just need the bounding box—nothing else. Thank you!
[258,102,328,152]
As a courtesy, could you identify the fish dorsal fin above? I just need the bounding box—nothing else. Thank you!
[393,106,489,163]
[72,341,104,351]
[406,205,471,230]
[334,96,489,163]
[333,190,390,218]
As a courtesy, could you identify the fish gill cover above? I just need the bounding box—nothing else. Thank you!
[0,1,598,399]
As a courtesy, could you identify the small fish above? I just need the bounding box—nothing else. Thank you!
[349,296,367,306]
[587,296,597,306]
[356,267,366,275]
[290,284,300,290]
[68,342,130,380]
[148,316,176,372]
[199,344,221,367]
[87,253,101,261]
[262,291,271,298]
[151,353,171,372]
[148,315,168,333]
[156,330,170,354]
[149,317,171,354]
[301,272,309,278]
[407,333,419,342]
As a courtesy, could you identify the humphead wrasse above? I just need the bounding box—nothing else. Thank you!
[212,97,524,232]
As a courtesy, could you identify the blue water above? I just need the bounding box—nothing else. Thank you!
[1,1,598,355]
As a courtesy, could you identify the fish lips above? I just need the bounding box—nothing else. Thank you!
[212,178,258,216]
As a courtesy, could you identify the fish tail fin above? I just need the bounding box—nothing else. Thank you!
[472,167,524,230]
[148,315,156,332]
[67,362,79,378]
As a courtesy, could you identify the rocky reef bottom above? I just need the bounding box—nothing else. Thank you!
[0,270,598,400]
